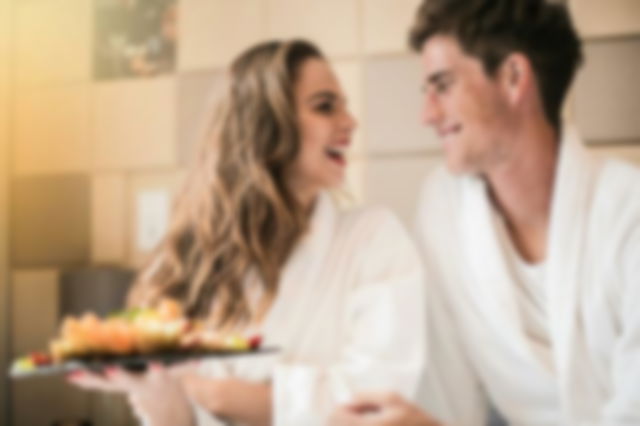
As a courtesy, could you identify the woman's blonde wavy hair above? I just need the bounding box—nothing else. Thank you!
[128,40,324,328]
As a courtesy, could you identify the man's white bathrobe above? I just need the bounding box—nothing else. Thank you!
[416,126,640,426]
[193,193,425,425]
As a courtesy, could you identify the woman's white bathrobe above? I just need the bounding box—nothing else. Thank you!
[416,126,640,426]
[192,193,425,425]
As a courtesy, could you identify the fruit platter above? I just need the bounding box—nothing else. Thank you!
[10,299,276,379]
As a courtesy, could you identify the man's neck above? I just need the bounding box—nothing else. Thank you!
[485,121,559,263]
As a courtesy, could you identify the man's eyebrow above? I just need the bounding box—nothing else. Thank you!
[424,70,453,87]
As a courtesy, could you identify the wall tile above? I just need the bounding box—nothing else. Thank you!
[364,54,439,154]
[11,269,58,357]
[91,173,127,264]
[589,146,640,166]
[363,153,442,226]
[573,37,640,143]
[127,170,187,267]
[267,0,359,57]
[15,0,91,87]
[93,77,176,170]
[570,0,640,38]
[180,0,266,70]
[12,174,90,268]
[362,0,422,54]
[14,85,92,175]
[177,70,227,167]
[10,269,92,426]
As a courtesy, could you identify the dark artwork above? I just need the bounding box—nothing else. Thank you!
[94,0,178,80]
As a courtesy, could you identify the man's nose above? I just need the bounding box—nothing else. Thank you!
[422,93,443,127]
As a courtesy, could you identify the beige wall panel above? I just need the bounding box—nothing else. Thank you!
[362,0,422,54]
[11,269,93,426]
[91,174,127,264]
[590,146,640,166]
[180,0,266,70]
[570,0,640,37]
[15,0,91,87]
[267,0,359,57]
[573,37,640,143]
[364,154,442,226]
[177,70,226,167]
[364,54,440,153]
[0,0,10,417]
[11,269,58,357]
[94,77,176,170]
[14,85,92,175]
[12,174,91,268]
[127,170,187,267]
[333,60,365,156]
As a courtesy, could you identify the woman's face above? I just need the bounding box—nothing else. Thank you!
[288,58,356,204]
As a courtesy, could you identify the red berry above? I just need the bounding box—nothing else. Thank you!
[30,352,52,366]
[248,335,262,350]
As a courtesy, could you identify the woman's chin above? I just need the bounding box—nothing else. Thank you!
[324,174,346,190]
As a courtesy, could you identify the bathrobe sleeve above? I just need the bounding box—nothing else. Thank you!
[272,209,426,426]
[414,171,489,426]
[603,227,640,424]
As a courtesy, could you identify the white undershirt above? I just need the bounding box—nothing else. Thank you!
[495,213,555,372]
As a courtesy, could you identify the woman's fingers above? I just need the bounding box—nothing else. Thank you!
[66,369,124,393]
[347,391,402,409]
[330,407,380,426]
[167,360,200,379]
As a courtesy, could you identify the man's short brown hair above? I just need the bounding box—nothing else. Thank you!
[409,0,583,130]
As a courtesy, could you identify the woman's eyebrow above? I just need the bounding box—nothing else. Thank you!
[307,91,338,103]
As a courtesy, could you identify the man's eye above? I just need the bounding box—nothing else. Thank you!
[434,81,450,94]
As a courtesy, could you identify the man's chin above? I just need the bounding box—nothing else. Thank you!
[445,156,473,176]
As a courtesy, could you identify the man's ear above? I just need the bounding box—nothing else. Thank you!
[498,53,533,105]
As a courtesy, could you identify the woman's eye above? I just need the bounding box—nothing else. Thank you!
[315,102,335,114]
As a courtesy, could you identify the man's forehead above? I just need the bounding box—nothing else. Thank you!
[420,35,463,69]
[420,34,487,82]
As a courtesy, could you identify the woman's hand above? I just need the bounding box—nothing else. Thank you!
[179,374,272,426]
[68,363,195,426]
[331,392,443,426]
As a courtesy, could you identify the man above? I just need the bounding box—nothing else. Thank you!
[333,0,640,424]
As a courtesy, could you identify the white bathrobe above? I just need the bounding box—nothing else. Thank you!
[192,192,426,426]
[416,126,640,426]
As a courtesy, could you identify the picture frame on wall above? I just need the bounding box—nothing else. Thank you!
[94,0,178,80]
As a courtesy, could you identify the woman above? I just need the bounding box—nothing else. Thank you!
[70,39,425,426]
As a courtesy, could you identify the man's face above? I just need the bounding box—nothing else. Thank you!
[420,35,513,175]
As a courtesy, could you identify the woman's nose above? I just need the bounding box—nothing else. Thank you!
[342,109,358,132]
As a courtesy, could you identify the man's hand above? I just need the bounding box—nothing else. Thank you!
[331,392,443,426]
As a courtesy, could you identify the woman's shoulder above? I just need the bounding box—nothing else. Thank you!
[339,203,404,232]
[332,203,416,253]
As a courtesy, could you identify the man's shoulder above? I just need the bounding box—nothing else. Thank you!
[595,158,640,212]
[337,203,410,244]
[589,157,640,248]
